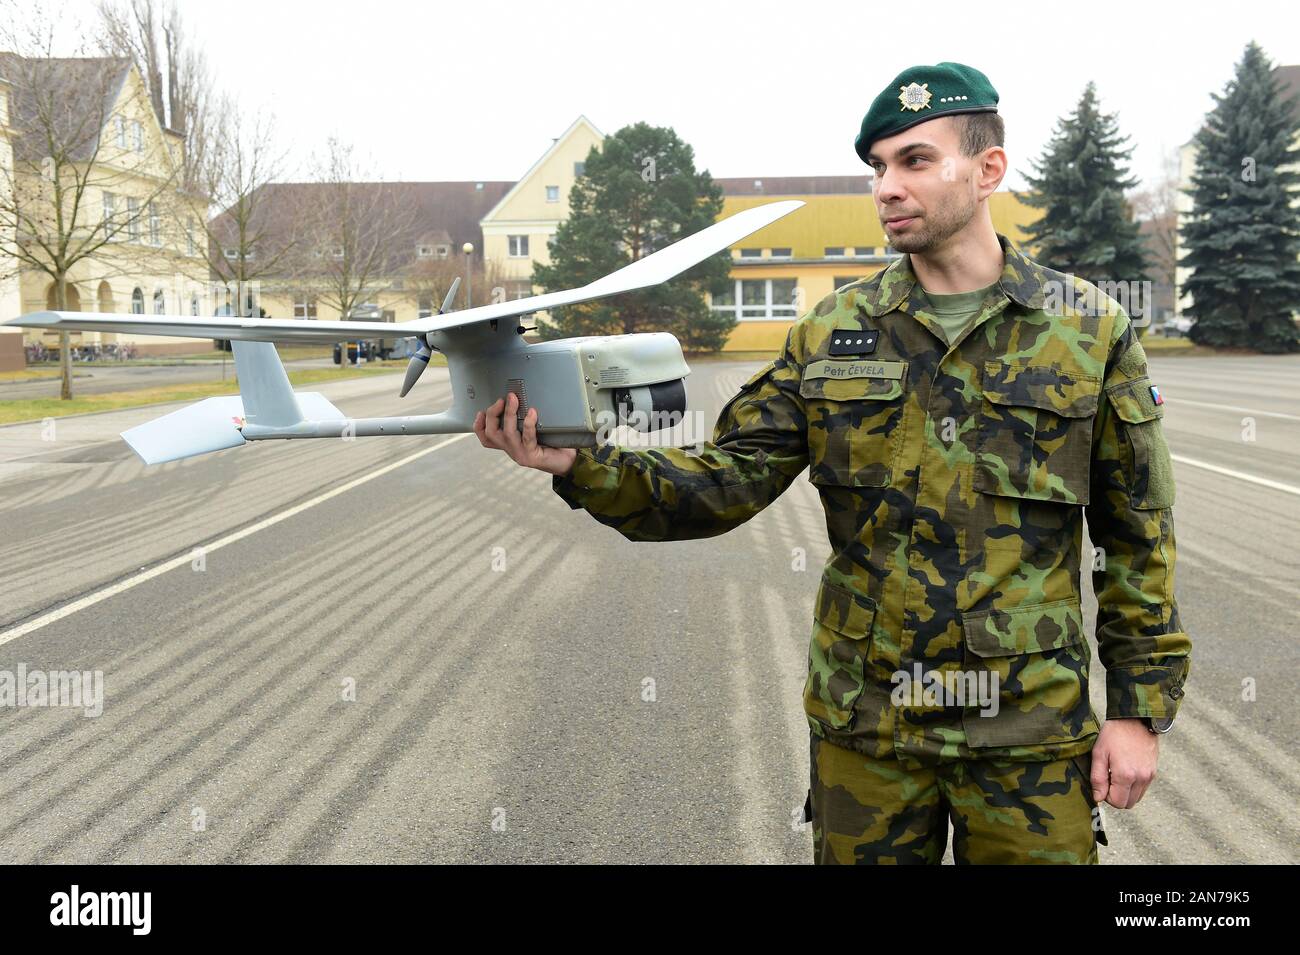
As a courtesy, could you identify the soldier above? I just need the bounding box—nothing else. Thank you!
[474,61,1190,865]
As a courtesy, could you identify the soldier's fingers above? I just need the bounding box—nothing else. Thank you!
[1129,768,1157,808]
[499,393,524,458]
[1104,769,1135,810]
[1090,747,1110,804]
[473,411,490,447]
[481,397,505,446]
[521,406,539,455]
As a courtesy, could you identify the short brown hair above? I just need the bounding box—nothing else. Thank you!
[956,113,1005,157]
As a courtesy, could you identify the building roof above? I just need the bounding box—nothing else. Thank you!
[0,53,133,162]
[716,175,873,196]
[209,180,513,270]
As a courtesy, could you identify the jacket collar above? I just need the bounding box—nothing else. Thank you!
[854,233,1048,316]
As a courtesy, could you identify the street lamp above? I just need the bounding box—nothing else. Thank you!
[462,242,474,308]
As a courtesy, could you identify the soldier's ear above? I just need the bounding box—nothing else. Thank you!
[975,146,1007,199]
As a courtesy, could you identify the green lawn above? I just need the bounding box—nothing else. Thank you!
[0,362,411,425]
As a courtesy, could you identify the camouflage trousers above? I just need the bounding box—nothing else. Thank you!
[808,733,1108,865]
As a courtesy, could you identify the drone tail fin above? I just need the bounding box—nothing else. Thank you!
[121,342,344,465]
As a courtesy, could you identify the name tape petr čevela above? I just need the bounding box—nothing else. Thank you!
[804,359,907,381]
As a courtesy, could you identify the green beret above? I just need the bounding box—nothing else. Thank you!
[854,62,999,163]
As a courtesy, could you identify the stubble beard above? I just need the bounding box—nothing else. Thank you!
[884,189,977,254]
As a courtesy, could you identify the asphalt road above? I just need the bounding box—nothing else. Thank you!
[0,354,1295,864]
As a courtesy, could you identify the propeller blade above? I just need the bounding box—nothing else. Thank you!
[399,340,432,398]
[440,277,461,314]
[399,277,457,398]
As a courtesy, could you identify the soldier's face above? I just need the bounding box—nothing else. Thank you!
[866,117,978,254]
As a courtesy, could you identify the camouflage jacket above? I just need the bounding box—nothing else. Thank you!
[551,233,1191,763]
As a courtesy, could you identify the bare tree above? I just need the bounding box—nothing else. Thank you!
[0,14,186,398]
[202,102,298,312]
[96,0,214,193]
[287,138,419,346]
[408,250,525,317]
[1130,150,1181,326]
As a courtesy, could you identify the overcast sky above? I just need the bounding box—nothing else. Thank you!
[44,0,1300,193]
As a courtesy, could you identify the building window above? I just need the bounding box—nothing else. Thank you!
[132,120,143,152]
[131,287,144,314]
[126,197,139,241]
[739,248,761,259]
[224,248,238,260]
[770,247,792,259]
[190,293,200,316]
[508,235,529,257]
[417,245,432,258]
[574,161,585,177]
[824,247,846,258]
[710,278,799,321]
[186,219,196,257]
[474,182,484,191]
[545,185,559,202]
[417,296,433,319]
[148,202,160,245]
[332,246,344,258]
[153,289,165,314]
[114,116,126,148]
[435,244,449,258]
[102,192,114,228]
[293,297,318,319]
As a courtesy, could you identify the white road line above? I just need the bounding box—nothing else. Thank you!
[0,434,473,647]
[1166,397,1300,422]
[1172,453,1300,497]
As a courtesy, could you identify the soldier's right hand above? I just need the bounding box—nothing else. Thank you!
[474,392,578,478]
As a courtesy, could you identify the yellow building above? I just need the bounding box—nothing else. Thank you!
[0,54,210,357]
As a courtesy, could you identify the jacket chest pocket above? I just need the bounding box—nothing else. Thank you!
[974,361,1100,505]
[799,364,908,487]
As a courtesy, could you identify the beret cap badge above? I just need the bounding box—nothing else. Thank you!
[898,82,933,112]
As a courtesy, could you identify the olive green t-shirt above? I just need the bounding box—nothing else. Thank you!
[921,281,999,347]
